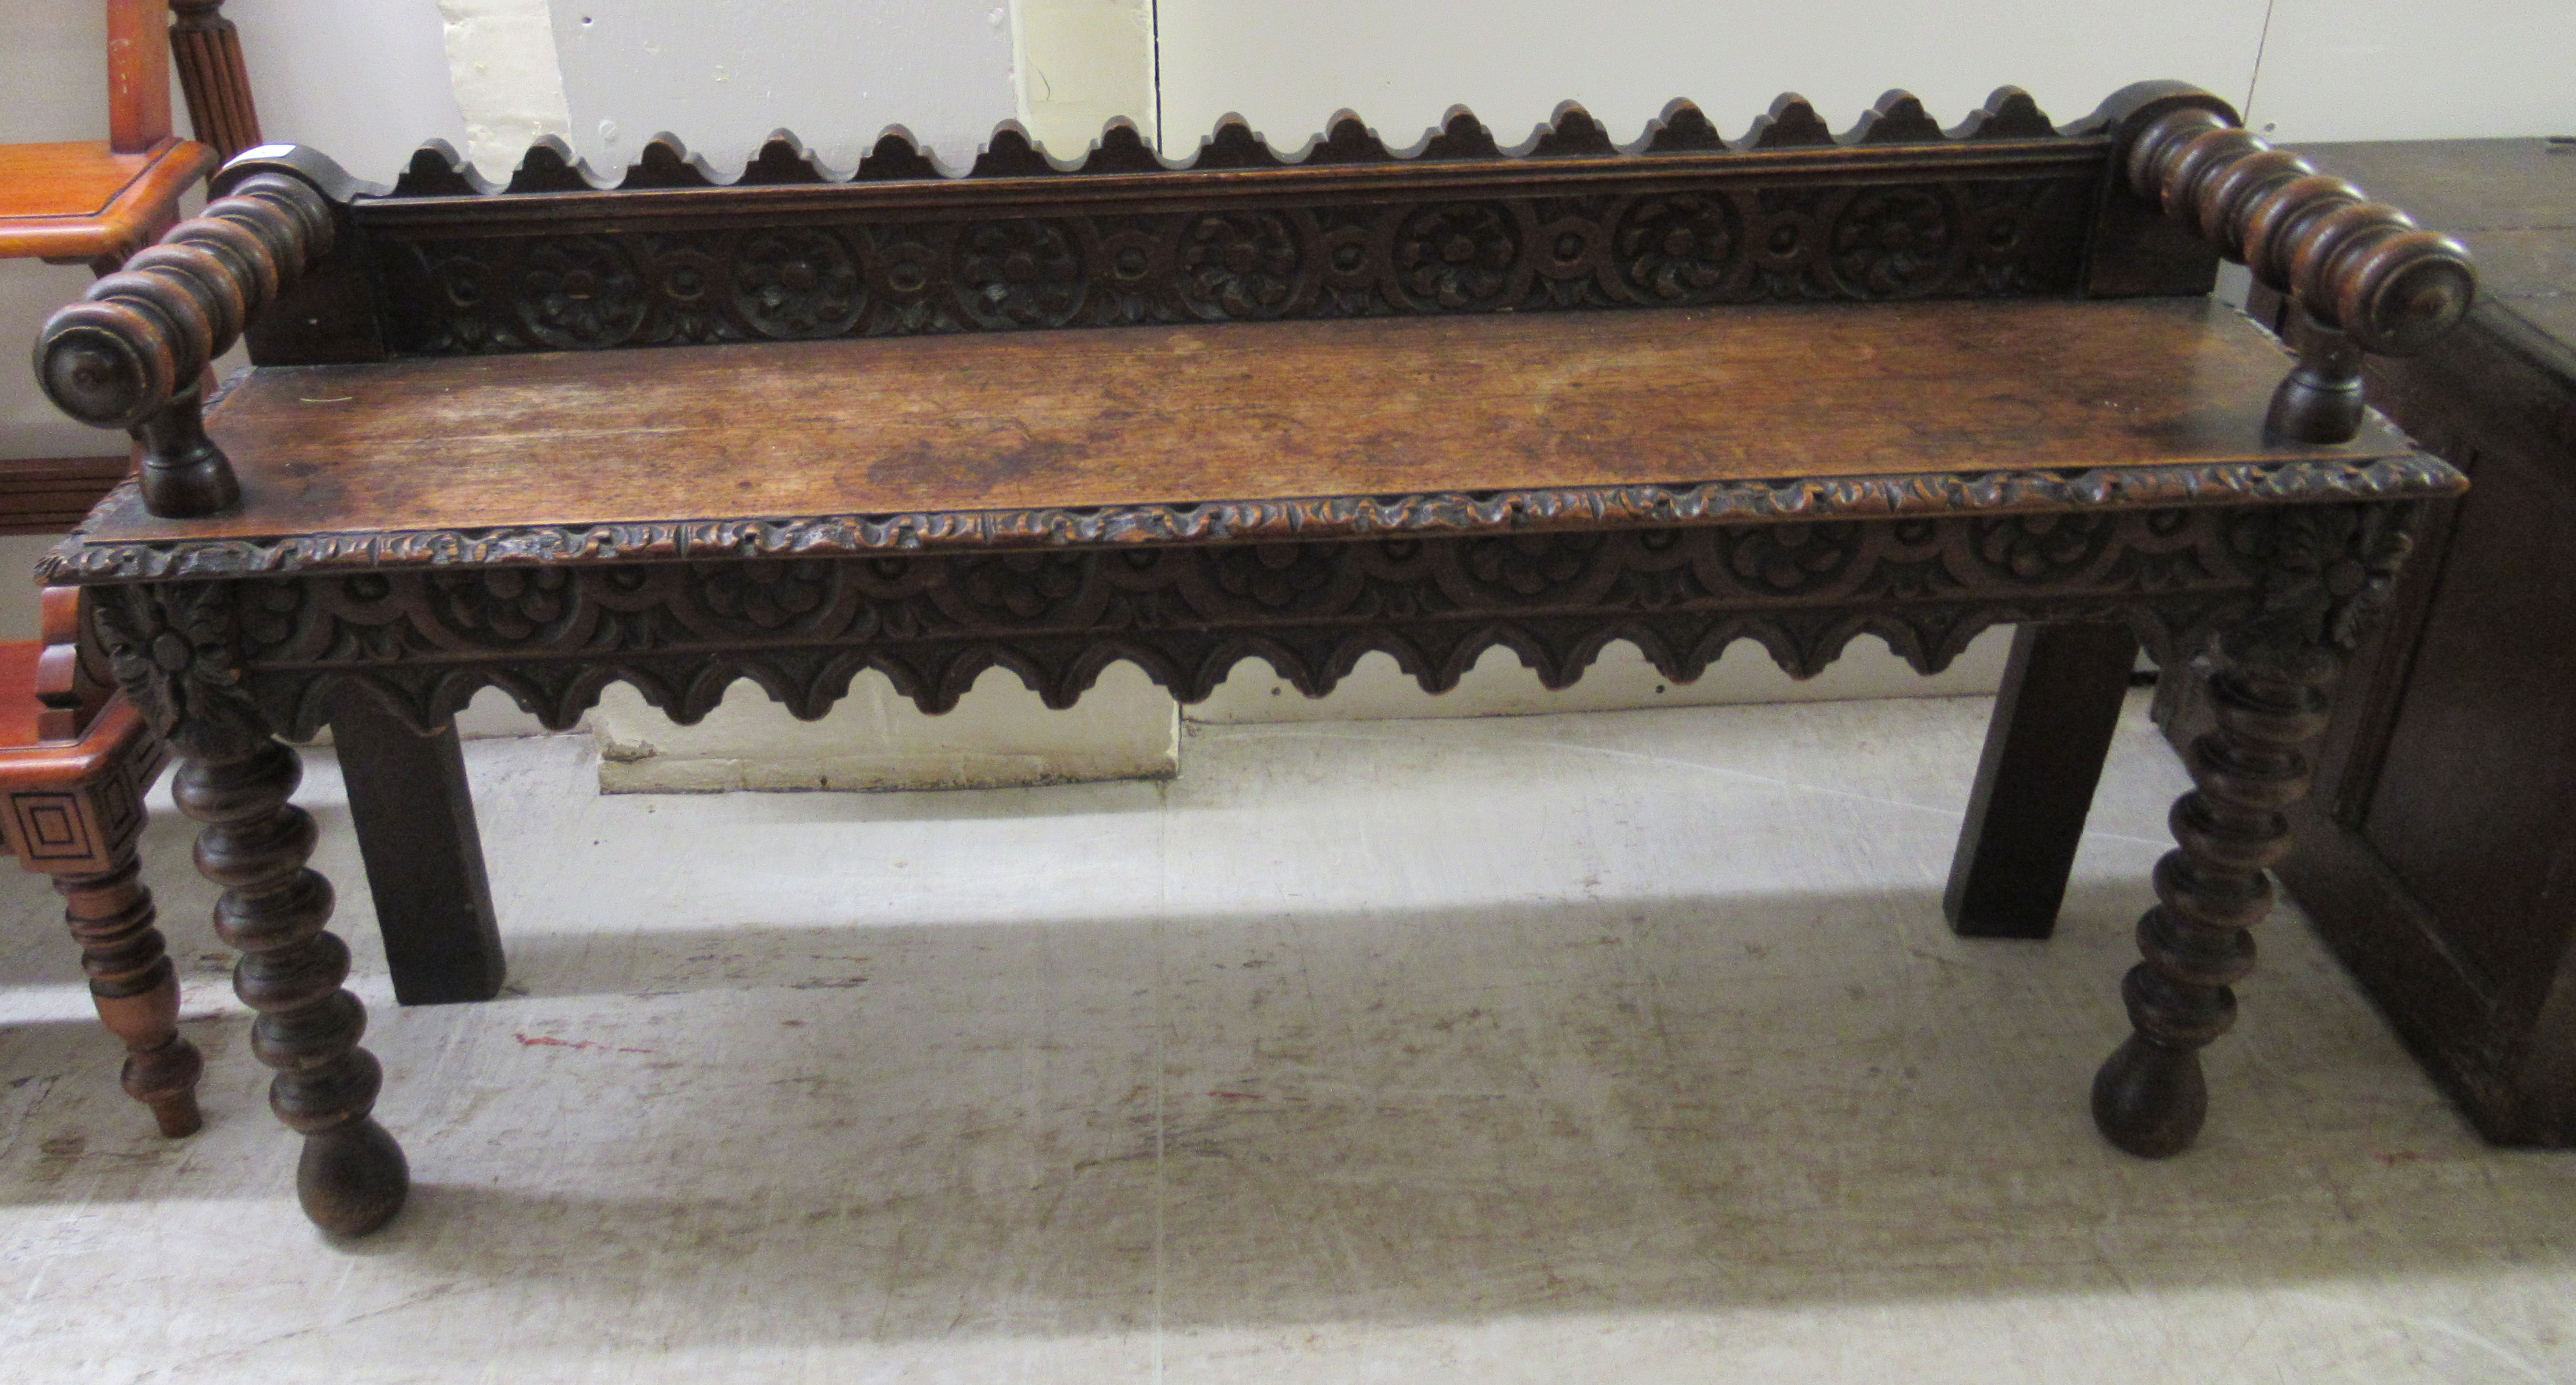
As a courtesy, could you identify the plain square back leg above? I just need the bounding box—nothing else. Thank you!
[331,694,506,1006]
[1945,622,2139,940]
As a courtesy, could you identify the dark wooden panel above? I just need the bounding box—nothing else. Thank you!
[2227,137,2576,1146]
[0,456,128,536]
[2362,438,2576,985]
[80,299,2418,556]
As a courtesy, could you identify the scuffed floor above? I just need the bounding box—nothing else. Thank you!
[1,692,2570,1383]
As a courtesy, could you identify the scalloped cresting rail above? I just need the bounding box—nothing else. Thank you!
[385,87,2074,197]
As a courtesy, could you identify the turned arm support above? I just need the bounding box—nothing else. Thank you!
[31,168,333,518]
[2119,99,2477,443]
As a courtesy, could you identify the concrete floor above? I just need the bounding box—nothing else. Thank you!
[1,691,2571,1383]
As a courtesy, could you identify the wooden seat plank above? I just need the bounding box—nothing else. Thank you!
[87,297,2412,552]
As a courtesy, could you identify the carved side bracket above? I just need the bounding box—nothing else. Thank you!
[33,172,333,518]
[2120,106,2476,443]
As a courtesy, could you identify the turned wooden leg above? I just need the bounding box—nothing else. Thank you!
[2092,643,2334,1157]
[54,848,204,1137]
[1945,623,2139,939]
[176,739,408,1234]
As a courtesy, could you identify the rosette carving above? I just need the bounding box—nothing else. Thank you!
[1210,542,1345,611]
[518,237,646,349]
[1828,187,1957,298]
[949,551,1092,621]
[1454,533,1607,602]
[641,237,732,342]
[956,220,1087,328]
[1724,523,1864,595]
[430,569,579,644]
[1971,513,2116,585]
[1179,211,1304,320]
[693,559,844,632]
[732,229,865,338]
[1393,202,1519,310]
[89,584,268,763]
[1092,217,1174,325]
[1616,194,1740,303]
[2234,502,2413,668]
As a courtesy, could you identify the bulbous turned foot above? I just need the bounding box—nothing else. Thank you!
[123,1034,207,1138]
[61,857,207,1141]
[178,738,409,1236]
[298,1117,409,1236]
[2092,1032,2208,1157]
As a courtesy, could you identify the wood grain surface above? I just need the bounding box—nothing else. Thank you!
[0,144,154,221]
[91,297,2414,548]
[0,139,215,262]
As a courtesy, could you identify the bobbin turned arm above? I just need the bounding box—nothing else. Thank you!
[31,167,335,518]
[2113,90,2477,443]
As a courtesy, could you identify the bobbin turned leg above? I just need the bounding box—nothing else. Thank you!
[55,846,204,1137]
[176,739,407,1234]
[2092,631,2335,1157]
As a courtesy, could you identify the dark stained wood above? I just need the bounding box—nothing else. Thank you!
[1944,622,2138,939]
[254,92,2128,368]
[35,173,333,514]
[2205,137,2576,1147]
[2095,566,2365,1155]
[20,84,2488,1234]
[71,299,2423,557]
[2119,106,2475,443]
[175,737,406,1234]
[0,455,131,535]
[330,693,506,1006]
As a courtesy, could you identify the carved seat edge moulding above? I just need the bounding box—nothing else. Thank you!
[35,455,2465,583]
[79,501,2426,740]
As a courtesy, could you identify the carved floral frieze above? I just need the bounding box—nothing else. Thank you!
[376,177,2098,355]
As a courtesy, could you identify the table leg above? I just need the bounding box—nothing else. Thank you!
[53,841,204,1138]
[176,738,408,1234]
[2092,636,2334,1157]
[331,695,506,1005]
[1943,622,2138,940]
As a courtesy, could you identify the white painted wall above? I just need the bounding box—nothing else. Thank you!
[2250,0,2576,142]
[548,0,1018,178]
[226,0,469,182]
[1157,1,2273,154]
[1155,0,2574,154]
[1012,0,1157,156]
